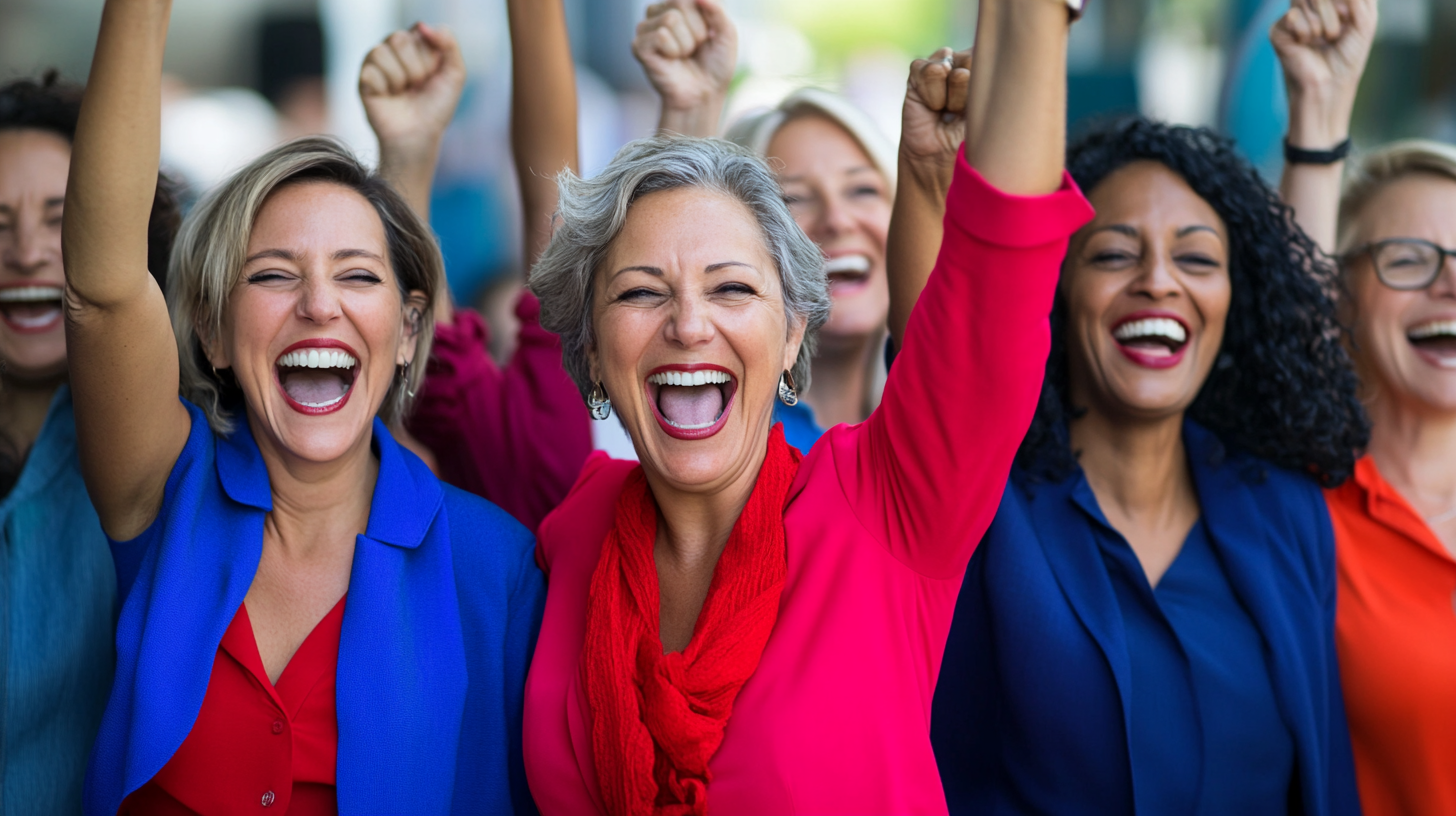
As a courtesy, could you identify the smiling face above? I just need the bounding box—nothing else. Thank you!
[0,129,71,381]
[206,181,424,463]
[590,186,804,492]
[1063,161,1232,423]
[1345,173,1456,413]
[766,114,890,348]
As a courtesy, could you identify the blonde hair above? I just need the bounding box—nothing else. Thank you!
[725,88,897,191]
[1338,139,1456,253]
[167,136,439,433]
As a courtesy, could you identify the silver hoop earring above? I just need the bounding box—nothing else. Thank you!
[777,370,799,407]
[586,381,612,421]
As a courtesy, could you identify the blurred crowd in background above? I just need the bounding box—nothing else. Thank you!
[2,0,1450,323]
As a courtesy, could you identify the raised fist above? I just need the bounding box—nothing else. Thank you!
[1270,0,1376,117]
[632,0,738,117]
[900,47,972,193]
[359,22,467,156]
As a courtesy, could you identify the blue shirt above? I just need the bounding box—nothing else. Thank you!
[0,385,115,815]
[932,420,1359,816]
[1096,509,1294,815]
[85,399,544,816]
[773,400,824,454]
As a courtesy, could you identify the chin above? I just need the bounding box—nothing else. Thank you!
[0,345,68,382]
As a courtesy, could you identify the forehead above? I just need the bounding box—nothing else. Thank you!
[248,180,388,256]
[1084,160,1225,237]
[1353,172,1456,244]
[0,129,71,198]
[766,114,875,180]
[605,186,774,273]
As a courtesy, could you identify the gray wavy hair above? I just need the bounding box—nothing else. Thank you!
[530,135,831,400]
[168,136,439,434]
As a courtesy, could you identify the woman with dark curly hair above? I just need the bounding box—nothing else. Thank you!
[0,72,177,812]
[893,69,1366,815]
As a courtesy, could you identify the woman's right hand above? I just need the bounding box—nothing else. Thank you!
[900,47,971,205]
[632,0,737,137]
[1271,0,1377,150]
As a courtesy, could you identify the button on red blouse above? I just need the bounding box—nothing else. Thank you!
[119,596,346,815]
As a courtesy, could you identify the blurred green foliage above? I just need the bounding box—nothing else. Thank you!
[778,0,952,63]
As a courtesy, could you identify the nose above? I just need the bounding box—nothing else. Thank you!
[1429,254,1456,299]
[1130,250,1182,301]
[812,193,858,241]
[664,289,714,349]
[1,216,54,276]
[296,276,343,324]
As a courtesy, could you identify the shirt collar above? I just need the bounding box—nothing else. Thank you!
[216,414,443,549]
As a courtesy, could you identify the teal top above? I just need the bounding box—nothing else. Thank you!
[0,384,115,815]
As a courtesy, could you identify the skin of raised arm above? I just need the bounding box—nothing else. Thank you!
[1274,0,1376,253]
[887,48,970,347]
[361,22,466,326]
[507,0,579,267]
[63,0,191,540]
[633,0,737,137]
[965,0,1069,195]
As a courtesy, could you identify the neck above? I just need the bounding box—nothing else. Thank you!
[0,372,65,459]
[249,412,379,561]
[1365,393,1456,511]
[804,330,882,428]
[1069,406,1192,523]
[644,439,767,574]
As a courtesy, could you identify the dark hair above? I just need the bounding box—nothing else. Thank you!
[0,73,181,496]
[1017,117,1368,487]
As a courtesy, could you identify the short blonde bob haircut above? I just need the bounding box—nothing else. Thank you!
[167,136,440,434]
[1338,139,1456,252]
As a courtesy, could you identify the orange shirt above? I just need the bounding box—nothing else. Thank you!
[1328,456,1456,816]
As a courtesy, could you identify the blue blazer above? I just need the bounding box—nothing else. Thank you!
[85,400,544,816]
[931,421,1360,816]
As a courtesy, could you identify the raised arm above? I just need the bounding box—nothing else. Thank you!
[846,0,1092,576]
[632,0,737,137]
[64,0,190,540]
[1273,0,1376,253]
[508,0,579,264]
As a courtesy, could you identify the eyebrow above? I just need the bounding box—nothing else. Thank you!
[244,248,386,264]
[779,166,878,184]
[612,261,754,278]
[0,198,66,215]
[1085,224,1223,240]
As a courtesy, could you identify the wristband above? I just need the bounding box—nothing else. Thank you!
[1284,137,1352,165]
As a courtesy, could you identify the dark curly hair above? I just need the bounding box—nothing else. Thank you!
[0,72,182,497]
[1016,117,1368,487]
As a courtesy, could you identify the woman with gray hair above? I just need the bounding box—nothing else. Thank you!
[64,3,540,813]
[521,0,1091,812]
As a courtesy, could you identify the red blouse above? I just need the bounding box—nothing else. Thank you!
[118,596,346,815]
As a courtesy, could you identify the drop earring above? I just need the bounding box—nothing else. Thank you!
[777,370,799,407]
[587,381,612,420]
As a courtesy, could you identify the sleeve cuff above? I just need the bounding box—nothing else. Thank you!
[944,146,1095,249]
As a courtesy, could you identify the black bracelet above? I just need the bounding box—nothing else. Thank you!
[1284,137,1352,165]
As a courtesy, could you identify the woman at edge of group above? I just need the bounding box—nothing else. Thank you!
[629,0,894,452]
[66,2,542,814]
[0,75,178,814]
[521,0,1092,813]
[404,0,593,531]
[909,3,1369,814]
[1278,1,1456,813]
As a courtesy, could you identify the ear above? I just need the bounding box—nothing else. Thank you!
[195,317,231,370]
[397,290,428,366]
[783,310,807,373]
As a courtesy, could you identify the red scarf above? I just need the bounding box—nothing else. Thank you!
[581,427,800,816]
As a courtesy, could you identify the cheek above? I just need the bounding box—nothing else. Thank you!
[1192,277,1233,345]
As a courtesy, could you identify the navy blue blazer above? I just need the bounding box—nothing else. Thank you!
[931,421,1360,816]
[85,400,545,816]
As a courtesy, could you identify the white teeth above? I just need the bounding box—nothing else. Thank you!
[824,255,871,275]
[662,417,717,430]
[646,370,732,386]
[0,285,64,303]
[297,394,346,409]
[276,348,358,369]
[1112,317,1188,344]
[1408,319,1456,340]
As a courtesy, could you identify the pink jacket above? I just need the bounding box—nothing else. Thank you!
[408,292,593,532]
[524,153,1093,815]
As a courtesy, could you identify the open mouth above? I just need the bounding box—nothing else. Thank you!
[0,285,64,334]
[645,364,738,440]
[824,255,872,296]
[1408,319,1456,369]
[274,341,360,415]
[1111,314,1190,369]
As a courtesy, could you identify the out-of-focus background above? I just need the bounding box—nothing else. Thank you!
[1,0,1448,310]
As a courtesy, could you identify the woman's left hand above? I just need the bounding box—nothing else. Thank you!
[1271,0,1377,147]
[899,47,971,203]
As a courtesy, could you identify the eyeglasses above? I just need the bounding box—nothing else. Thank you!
[1341,238,1456,291]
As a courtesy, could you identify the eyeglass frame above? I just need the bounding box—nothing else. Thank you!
[1339,238,1456,291]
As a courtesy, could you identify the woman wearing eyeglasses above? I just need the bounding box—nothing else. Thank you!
[1278,1,1456,812]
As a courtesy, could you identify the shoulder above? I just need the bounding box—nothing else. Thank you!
[441,483,535,564]
[536,452,634,570]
